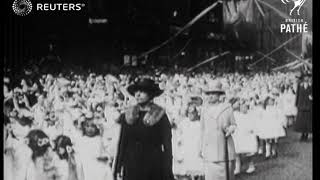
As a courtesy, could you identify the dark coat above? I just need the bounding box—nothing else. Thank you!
[294,84,312,133]
[113,104,174,180]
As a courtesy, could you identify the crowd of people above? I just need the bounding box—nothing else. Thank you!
[3,63,311,180]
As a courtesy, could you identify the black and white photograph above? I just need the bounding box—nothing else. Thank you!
[3,0,313,180]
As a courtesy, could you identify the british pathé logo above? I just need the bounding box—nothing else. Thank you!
[280,0,308,33]
[281,0,306,16]
[12,0,86,16]
[12,0,33,16]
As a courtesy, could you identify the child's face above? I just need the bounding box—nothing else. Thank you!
[84,121,97,137]
[94,112,103,119]
[12,121,30,137]
[58,147,66,156]
[240,104,248,114]
[96,106,103,112]
[232,101,240,110]
[43,147,54,165]
[267,98,275,106]
[49,112,57,121]
[10,110,18,118]
[249,100,255,107]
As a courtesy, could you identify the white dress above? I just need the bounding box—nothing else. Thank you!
[54,153,84,180]
[60,111,75,136]
[4,135,32,180]
[256,106,286,139]
[101,119,121,159]
[75,136,113,180]
[32,104,47,128]
[104,106,120,123]
[232,111,258,154]
[42,122,63,140]
[178,118,204,175]
[25,149,60,180]
[171,124,185,175]
[280,92,297,116]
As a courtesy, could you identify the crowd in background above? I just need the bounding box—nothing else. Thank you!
[3,63,308,180]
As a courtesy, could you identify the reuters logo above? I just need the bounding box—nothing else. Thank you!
[12,0,33,16]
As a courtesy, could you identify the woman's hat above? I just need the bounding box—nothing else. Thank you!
[204,80,225,94]
[127,78,164,97]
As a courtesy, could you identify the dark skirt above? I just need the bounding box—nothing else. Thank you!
[294,110,312,133]
[122,145,165,180]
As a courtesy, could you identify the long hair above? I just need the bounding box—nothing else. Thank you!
[16,116,33,127]
[26,129,51,161]
[54,135,74,160]
[263,96,274,109]
[53,135,81,180]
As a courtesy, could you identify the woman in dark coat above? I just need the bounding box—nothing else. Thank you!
[113,78,174,180]
[294,74,312,141]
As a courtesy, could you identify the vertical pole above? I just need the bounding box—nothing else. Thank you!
[225,136,230,180]
[261,13,265,70]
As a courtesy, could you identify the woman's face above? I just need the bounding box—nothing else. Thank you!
[207,93,220,104]
[134,90,151,104]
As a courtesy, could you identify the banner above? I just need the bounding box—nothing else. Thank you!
[223,0,254,25]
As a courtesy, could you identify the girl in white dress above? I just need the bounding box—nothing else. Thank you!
[4,116,33,180]
[232,101,257,175]
[171,120,184,179]
[25,129,60,180]
[251,98,265,155]
[31,95,47,128]
[74,118,113,180]
[256,97,286,158]
[53,135,84,180]
[102,104,121,165]
[176,103,203,180]
[41,111,64,140]
[279,86,297,127]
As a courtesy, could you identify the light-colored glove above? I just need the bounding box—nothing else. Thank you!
[225,125,237,137]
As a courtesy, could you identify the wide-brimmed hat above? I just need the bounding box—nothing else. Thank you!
[204,80,225,94]
[127,78,163,97]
